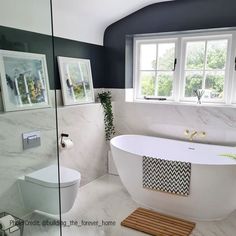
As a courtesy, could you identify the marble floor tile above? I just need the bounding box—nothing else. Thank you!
[61,174,236,236]
[61,174,148,236]
[22,212,60,236]
[24,174,236,236]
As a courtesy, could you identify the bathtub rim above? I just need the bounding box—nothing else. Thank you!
[110,134,236,166]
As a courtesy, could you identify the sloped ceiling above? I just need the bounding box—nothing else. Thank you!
[52,0,173,45]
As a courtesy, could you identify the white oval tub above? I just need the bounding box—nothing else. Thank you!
[110,135,236,221]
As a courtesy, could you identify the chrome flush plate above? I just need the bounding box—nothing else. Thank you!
[22,131,41,150]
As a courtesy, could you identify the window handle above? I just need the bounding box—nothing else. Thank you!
[173,58,177,71]
[235,57,236,71]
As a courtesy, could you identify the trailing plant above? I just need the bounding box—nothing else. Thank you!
[97,91,115,141]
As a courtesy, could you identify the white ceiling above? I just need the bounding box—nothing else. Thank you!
[52,0,173,45]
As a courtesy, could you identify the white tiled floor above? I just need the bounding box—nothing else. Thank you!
[24,174,236,236]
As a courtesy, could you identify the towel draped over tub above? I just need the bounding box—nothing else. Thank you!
[142,156,191,196]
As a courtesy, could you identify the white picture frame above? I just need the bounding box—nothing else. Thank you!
[57,56,95,106]
[0,50,51,112]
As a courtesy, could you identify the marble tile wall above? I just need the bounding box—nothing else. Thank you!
[0,89,108,218]
[111,89,236,146]
[0,107,58,217]
[2,86,235,219]
[57,102,108,186]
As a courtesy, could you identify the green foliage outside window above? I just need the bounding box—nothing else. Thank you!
[185,74,202,97]
[141,75,155,96]
[158,74,173,97]
[140,47,174,97]
[140,40,226,99]
[185,41,226,98]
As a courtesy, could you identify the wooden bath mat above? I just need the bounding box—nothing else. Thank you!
[121,208,196,236]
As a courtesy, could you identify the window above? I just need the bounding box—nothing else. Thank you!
[181,37,230,102]
[133,29,236,105]
[135,39,177,99]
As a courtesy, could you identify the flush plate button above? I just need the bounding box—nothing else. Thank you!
[22,131,41,150]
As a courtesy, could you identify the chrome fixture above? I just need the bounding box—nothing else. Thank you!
[185,129,206,141]
[22,131,41,150]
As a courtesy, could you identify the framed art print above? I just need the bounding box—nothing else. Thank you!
[0,50,51,112]
[57,56,95,105]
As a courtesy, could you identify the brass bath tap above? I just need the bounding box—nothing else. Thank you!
[185,129,206,141]
[190,131,198,141]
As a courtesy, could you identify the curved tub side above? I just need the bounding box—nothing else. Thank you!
[110,139,236,221]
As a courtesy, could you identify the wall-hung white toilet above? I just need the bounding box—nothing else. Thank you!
[18,165,81,214]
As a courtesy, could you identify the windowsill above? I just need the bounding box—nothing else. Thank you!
[128,99,236,108]
[125,90,236,108]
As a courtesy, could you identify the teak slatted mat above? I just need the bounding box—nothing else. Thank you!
[121,208,196,236]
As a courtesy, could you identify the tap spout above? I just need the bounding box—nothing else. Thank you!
[190,131,198,141]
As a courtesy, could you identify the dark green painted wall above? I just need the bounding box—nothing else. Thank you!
[0,26,55,88]
[104,0,236,88]
[0,26,106,89]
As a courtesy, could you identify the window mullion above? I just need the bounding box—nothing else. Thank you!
[138,70,141,98]
[155,43,159,96]
[225,35,233,104]
[174,37,182,102]
[202,40,208,93]
[155,72,158,96]
[137,43,140,98]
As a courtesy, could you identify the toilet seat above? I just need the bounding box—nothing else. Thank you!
[25,165,81,188]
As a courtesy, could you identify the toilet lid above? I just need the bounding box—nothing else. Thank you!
[25,165,81,188]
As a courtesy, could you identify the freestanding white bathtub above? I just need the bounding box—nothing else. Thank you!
[110,135,236,221]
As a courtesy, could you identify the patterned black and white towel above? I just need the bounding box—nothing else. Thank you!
[143,156,191,196]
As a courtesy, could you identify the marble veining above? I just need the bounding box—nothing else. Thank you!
[1,87,235,235]
[0,89,108,218]
[110,89,236,146]
[57,102,108,186]
[22,212,60,236]
[0,108,58,217]
[25,174,235,236]
[63,175,236,236]
[18,175,236,235]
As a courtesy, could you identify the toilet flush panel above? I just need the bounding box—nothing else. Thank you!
[22,131,41,150]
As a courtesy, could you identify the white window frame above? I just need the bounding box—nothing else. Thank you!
[179,33,232,104]
[230,32,236,104]
[133,28,236,106]
[134,37,178,101]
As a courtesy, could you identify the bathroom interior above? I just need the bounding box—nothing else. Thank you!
[1,0,236,235]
